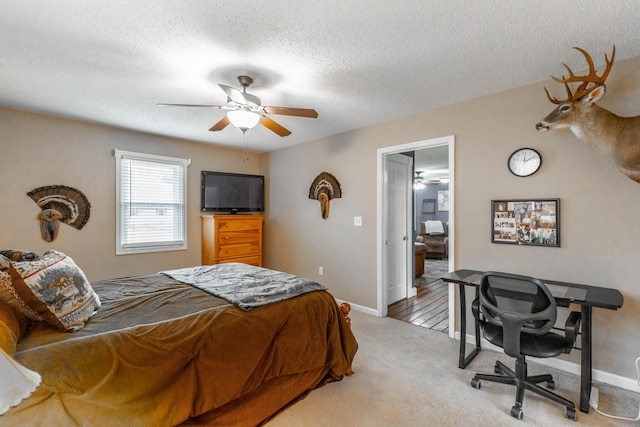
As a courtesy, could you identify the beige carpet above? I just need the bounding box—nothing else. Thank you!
[268,311,639,426]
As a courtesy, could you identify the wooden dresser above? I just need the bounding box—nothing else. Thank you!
[201,215,263,266]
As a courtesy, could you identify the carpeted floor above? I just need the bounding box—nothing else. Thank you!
[268,310,639,426]
[416,258,449,286]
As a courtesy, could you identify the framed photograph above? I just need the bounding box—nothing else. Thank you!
[438,190,449,211]
[491,199,560,247]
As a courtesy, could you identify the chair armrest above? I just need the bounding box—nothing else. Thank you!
[471,298,486,326]
[562,311,582,353]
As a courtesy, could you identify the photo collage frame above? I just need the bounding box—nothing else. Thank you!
[492,199,560,247]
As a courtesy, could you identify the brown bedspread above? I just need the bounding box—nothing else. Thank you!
[3,273,358,426]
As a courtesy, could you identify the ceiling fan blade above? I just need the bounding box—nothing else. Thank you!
[218,84,247,104]
[209,116,230,131]
[263,106,318,118]
[260,116,291,137]
[156,103,225,108]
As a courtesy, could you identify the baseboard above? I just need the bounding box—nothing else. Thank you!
[334,299,378,317]
[456,331,639,393]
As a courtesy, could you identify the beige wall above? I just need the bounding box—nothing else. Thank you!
[0,107,261,280]
[262,55,640,380]
[2,56,638,381]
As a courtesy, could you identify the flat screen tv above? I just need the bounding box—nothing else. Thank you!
[201,171,265,214]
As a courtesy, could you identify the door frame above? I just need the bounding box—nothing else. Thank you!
[376,135,456,339]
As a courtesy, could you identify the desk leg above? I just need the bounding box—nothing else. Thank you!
[580,306,592,413]
[458,283,481,369]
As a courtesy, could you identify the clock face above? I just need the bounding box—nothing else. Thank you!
[508,148,541,177]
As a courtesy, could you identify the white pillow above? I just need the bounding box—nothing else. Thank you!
[0,347,40,415]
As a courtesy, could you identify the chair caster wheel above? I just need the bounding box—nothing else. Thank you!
[546,380,555,389]
[470,378,481,389]
[565,407,577,421]
[511,405,524,420]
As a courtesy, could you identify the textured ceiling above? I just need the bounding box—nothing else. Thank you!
[1,1,640,154]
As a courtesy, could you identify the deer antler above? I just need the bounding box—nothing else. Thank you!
[544,45,616,104]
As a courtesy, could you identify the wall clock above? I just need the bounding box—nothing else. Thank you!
[508,148,542,177]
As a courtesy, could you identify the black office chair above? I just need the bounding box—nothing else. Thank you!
[470,272,581,421]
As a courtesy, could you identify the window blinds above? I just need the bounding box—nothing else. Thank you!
[115,150,189,254]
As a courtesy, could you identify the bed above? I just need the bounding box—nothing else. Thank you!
[0,251,358,426]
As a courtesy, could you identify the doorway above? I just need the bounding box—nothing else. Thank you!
[377,135,456,339]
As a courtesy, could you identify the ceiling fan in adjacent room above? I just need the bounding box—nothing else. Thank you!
[157,75,318,137]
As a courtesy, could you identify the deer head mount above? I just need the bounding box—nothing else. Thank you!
[536,45,640,183]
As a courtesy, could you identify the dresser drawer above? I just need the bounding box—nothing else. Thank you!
[217,218,261,232]
[218,229,260,245]
[217,255,262,267]
[218,242,261,258]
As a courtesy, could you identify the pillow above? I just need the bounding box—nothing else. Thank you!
[423,220,445,235]
[0,346,41,415]
[6,250,100,331]
[0,250,40,264]
[0,270,40,323]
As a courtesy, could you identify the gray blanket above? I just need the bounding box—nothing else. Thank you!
[160,263,326,310]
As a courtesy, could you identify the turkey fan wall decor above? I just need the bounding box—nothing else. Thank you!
[27,185,91,242]
[309,172,342,219]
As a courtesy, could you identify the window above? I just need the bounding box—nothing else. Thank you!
[115,150,190,255]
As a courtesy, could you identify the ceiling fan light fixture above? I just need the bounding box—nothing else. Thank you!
[160,75,316,137]
[414,171,425,190]
[227,110,260,131]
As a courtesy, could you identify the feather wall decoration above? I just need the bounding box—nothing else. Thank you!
[308,172,342,219]
[27,185,91,242]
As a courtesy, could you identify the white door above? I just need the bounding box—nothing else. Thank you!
[385,154,411,304]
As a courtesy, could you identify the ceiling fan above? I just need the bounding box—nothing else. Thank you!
[157,75,318,137]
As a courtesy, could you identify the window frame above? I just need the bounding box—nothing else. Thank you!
[115,149,190,255]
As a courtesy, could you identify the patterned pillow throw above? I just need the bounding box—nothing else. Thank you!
[0,250,40,265]
[0,270,41,321]
[0,254,8,271]
[7,250,101,331]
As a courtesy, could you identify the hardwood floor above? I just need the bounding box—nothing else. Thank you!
[387,279,449,333]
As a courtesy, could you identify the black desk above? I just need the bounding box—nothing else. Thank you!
[442,269,624,414]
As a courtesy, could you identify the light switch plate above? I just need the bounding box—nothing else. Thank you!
[353,216,362,226]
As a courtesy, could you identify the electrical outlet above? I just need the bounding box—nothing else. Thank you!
[353,216,362,226]
[319,266,323,275]
[590,386,599,409]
